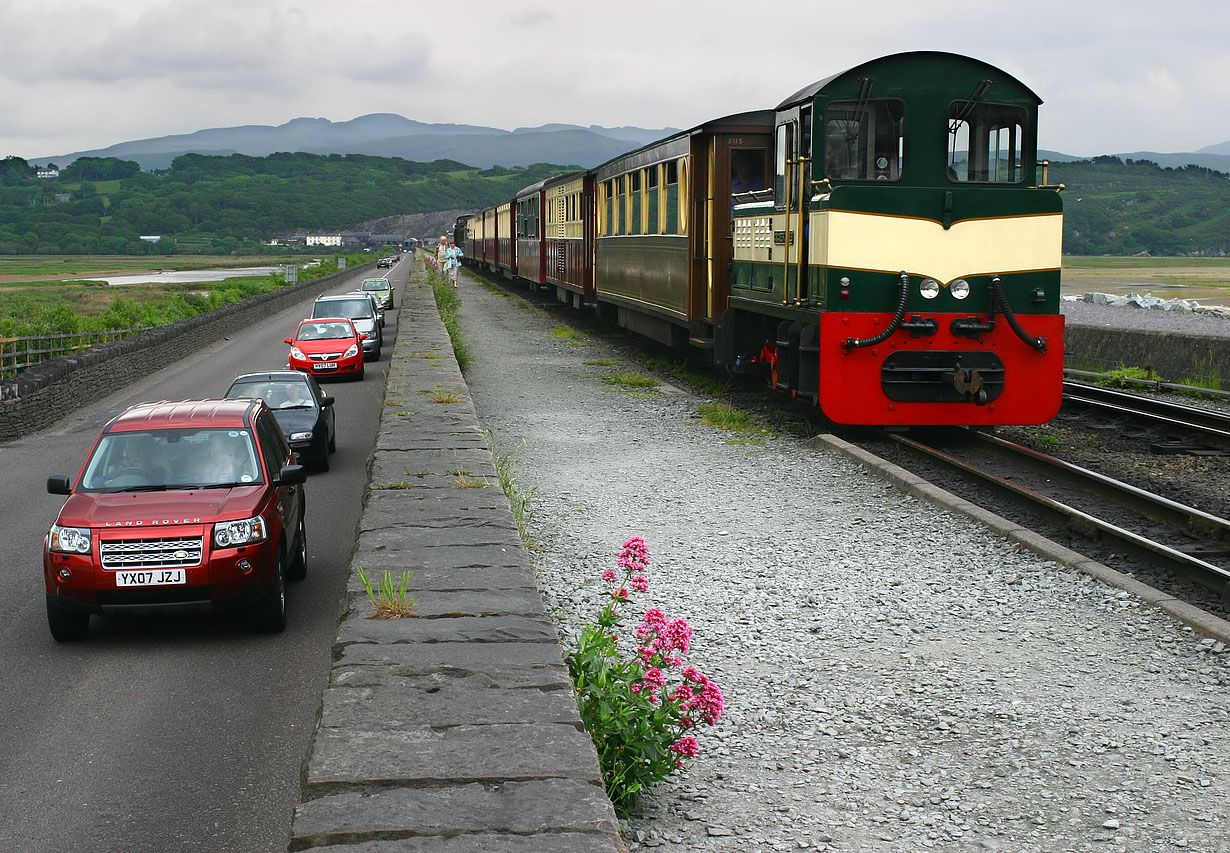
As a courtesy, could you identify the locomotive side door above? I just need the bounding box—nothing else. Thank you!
[774,108,808,306]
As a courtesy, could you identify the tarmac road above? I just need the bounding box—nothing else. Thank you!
[0,258,405,852]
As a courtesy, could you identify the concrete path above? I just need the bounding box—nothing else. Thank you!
[288,261,624,852]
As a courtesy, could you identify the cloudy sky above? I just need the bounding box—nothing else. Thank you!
[2,0,1225,161]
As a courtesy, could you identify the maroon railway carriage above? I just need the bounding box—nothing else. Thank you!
[542,170,595,307]
[515,180,547,285]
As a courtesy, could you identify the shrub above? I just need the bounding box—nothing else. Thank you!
[567,538,724,815]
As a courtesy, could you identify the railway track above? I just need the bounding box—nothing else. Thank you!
[1060,379,1230,454]
[887,428,1230,606]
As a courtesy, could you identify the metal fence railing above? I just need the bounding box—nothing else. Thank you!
[1,327,154,378]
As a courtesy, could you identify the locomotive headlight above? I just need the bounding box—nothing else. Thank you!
[839,276,851,288]
[950,279,971,300]
[919,279,940,299]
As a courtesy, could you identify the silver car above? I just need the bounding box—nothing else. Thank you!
[310,294,382,359]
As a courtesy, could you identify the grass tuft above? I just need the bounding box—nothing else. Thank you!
[423,386,463,403]
[601,371,658,390]
[699,401,763,433]
[487,431,536,543]
[357,567,417,618]
[584,358,621,366]
[548,326,582,340]
[427,267,471,373]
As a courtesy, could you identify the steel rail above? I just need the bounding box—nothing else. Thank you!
[1062,380,1230,452]
[891,431,1230,598]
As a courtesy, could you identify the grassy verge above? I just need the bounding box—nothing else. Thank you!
[426,266,472,374]
[487,431,535,543]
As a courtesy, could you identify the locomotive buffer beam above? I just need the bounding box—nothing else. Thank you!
[944,366,989,405]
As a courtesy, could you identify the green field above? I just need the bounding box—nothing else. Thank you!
[1061,256,1230,302]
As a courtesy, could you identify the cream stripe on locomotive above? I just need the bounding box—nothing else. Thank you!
[817,210,1062,283]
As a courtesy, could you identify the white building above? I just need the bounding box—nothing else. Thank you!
[35,167,59,178]
[305,233,342,247]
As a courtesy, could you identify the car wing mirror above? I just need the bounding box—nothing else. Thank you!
[47,475,72,495]
[275,464,308,486]
[284,337,293,344]
[359,333,367,340]
[321,396,335,407]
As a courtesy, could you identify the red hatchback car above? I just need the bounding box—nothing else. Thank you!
[43,399,308,640]
[285,317,365,379]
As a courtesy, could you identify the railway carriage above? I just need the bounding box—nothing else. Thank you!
[461,51,1064,428]
[543,171,594,306]
[593,111,773,347]
[515,181,547,284]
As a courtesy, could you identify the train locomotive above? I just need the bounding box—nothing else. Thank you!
[459,51,1065,427]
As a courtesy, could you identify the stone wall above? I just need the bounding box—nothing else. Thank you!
[1064,324,1230,388]
[0,264,373,441]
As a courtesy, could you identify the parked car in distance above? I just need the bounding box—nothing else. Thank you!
[43,398,308,641]
[376,256,394,269]
[286,318,365,380]
[225,371,336,471]
[360,277,395,310]
[310,294,381,358]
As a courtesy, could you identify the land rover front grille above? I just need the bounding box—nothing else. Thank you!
[101,537,204,570]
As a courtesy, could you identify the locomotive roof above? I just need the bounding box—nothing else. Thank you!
[776,51,1042,110]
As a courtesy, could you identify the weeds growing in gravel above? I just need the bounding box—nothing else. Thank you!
[549,326,582,340]
[699,401,764,434]
[567,538,724,816]
[584,358,622,366]
[427,267,471,374]
[602,371,658,391]
[487,431,536,542]
[357,567,417,618]
[644,356,729,396]
[1100,365,1153,387]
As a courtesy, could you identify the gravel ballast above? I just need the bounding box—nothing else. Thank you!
[459,271,1230,852]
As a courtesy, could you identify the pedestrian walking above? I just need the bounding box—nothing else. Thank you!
[445,238,463,288]
[435,235,448,272]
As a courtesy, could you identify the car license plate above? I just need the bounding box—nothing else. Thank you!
[315,362,338,370]
[115,569,186,586]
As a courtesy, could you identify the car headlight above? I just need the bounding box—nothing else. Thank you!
[290,431,313,442]
[951,278,970,300]
[213,516,267,548]
[919,278,940,299]
[289,346,306,360]
[343,344,359,358]
[49,524,92,554]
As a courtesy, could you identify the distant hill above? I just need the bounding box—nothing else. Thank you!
[35,116,679,171]
[1040,148,1230,173]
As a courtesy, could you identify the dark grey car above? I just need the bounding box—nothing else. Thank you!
[225,371,336,471]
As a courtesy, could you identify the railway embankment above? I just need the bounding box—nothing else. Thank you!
[0,262,376,441]
[450,266,1230,851]
[287,261,624,852]
[1063,300,1230,388]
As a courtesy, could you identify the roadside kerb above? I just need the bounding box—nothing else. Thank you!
[289,262,625,852]
[811,432,1230,644]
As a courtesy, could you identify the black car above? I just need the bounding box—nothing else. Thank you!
[224,371,336,471]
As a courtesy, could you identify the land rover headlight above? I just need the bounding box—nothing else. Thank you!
[49,524,92,554]
[919,278,940,299]
[213,516,267,548]
[950,278,971,300]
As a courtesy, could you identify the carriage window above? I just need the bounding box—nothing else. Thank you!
[947,101,1025,183]
[665,160,678,185]
[822,99,905,181]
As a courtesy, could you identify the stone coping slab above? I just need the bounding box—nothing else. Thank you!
[290,264,623,852]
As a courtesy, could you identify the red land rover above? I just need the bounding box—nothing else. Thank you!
[43,399,308,641]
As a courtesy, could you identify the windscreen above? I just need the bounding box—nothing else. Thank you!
[80,428,262,491]
[313,299,370,319]
[227,380,315,410]
[296,321,355,340]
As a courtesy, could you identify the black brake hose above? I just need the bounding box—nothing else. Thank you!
[990,276,1047,353]
[843,271,910,351]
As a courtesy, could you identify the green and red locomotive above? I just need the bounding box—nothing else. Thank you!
[461,51,1064,427]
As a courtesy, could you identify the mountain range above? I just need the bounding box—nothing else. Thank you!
[37,115,681,171]
[35,114,1230,175]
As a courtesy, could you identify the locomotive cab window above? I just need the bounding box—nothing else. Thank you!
[947,101,1026,183]
[822,99,905,181]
